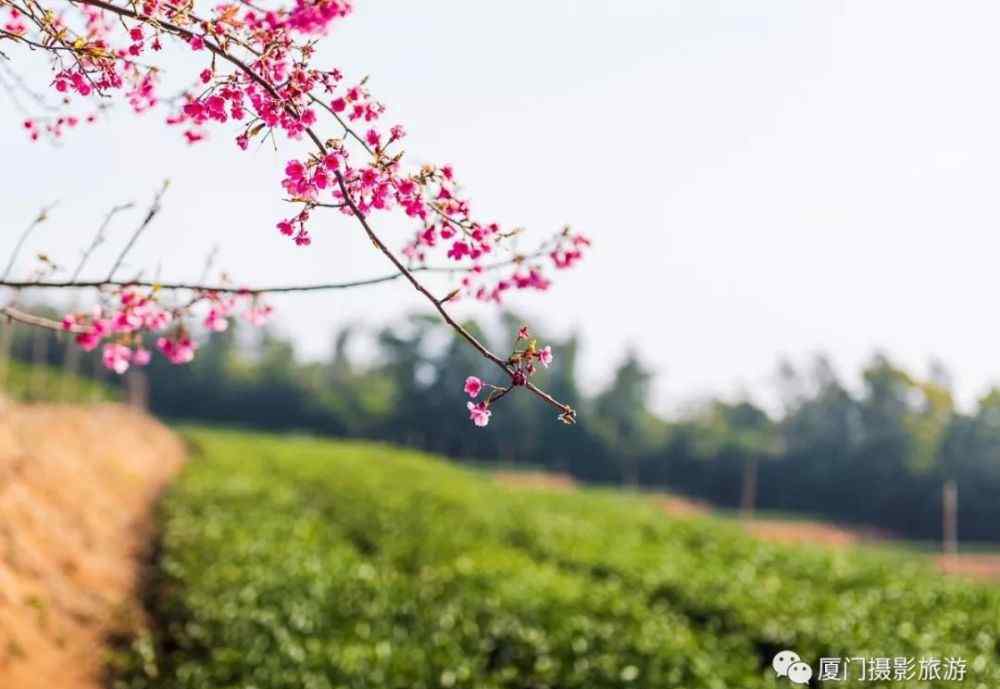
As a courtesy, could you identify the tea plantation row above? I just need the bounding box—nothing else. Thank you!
[114,430,1000,689]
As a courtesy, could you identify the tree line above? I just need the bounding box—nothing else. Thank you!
[4,309,999,542]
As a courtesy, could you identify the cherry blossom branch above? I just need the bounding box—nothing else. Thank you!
[331,169,575,421]
[1,304,83,332]
[2,0,588,425]
[65,0,281,98]
[331,167,506,369]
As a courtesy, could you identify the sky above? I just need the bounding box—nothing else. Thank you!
[3,0,1000,413]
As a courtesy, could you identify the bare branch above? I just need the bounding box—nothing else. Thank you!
[197,245,221,285]
[0,59,60,113]
[2,202,56,281]
[71,202,135,281]
[106,181,168,281]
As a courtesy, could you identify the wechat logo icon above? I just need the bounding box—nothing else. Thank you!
[773,650,813,685]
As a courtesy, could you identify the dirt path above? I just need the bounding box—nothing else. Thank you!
[0,402,185,689]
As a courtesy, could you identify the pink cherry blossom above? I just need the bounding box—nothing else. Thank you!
[142,306,172,332]
[464,376,483,398]
[72,317,111,352]
[204,308,229,332]
[102,343,132,374]
[157,336,196,365]
[246,304,274,326]
[539,345,553,368]
[467,401,491,427]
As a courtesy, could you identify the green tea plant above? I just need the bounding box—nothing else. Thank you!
[114,430,1000,689]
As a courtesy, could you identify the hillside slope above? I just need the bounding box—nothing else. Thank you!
[0,403,185,689]
[117,430,1000,689]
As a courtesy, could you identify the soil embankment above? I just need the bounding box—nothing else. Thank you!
[0,402,185,689]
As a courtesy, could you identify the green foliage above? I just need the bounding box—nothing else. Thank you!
[10,309,1000,540]
[115,431,1000,689]
[0,359,117,403]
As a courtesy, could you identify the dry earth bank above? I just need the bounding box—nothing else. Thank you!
[0,402,185,689]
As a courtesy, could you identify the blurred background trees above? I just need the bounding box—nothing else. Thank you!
[3,307,999,542]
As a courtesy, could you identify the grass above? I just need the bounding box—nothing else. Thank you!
[0,359,117,403]
[114,429,1000,689]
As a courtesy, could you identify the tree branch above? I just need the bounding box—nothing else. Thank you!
[331,168,575,419]
[0,249,540,294]
[19,0,578,421]
[2,203,56,281]
[0,305,81,332]
[71,201,135,281]
[106,180,168,281]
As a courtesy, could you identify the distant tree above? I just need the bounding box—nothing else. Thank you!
[593,351,658,486]
[698,400,780,518]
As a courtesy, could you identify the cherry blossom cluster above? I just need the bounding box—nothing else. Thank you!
[9,0,588,300]
[274,112,590,302]
[2,0,585,425]
[60,286,272,374]
[462,326,565,427]
[22,112,96,142]
[3,5,26,33]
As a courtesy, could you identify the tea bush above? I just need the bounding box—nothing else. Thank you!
[114,430,1000,689]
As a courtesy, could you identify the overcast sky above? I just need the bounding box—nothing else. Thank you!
[3,1,1000,413]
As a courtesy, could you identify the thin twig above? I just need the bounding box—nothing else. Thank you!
[2,202,55,281]
[0,59,61,112]
[71,202,134,281]
[197,244,220,284]
[106,181,168,281]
